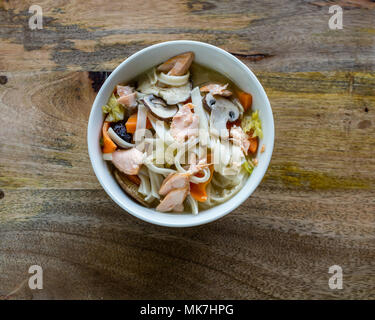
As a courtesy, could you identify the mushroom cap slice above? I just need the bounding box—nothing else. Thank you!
[209,97,240,138]
[113,169,151,207]
[203,92,216,112]
[142,94,178,120]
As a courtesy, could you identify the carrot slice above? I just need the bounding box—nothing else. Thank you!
[102,121,117,153]
[238,91,253,111]
[248,136,258,154]
[125,113,152,134]
[190,164,214,202]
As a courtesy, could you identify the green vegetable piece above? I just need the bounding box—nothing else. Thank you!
[101,93,125,122]
[242,109,263,139]
[243,161,254,174]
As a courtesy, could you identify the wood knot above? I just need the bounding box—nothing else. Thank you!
[357,120,371,129]
[0,76,8,85]
[88,72,111,92]
[0,190,4,199]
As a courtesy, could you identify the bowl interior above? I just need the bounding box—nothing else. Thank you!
[88,40,274,227]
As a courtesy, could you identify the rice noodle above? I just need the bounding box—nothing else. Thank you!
[149,170,161,199]
[102,153,113,161]
[134,103,147,143]
[174,138,199,173]
[144,156,176,175]
[108,127,134,149]
[187,195,199,215]
[138,171,151,196]
[147,68,158,85]
[191,87,209,146]
[158,71,190,86]
[210,178,244,203]
[190,167,210,184]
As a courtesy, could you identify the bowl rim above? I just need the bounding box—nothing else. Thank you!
[87,40,274,227]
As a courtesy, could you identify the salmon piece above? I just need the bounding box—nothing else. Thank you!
[170,103,199,142]
[156,187,189,212]
[200,83,232,97]
[117,92,137,107]
[157,52,194,76]
[173,203,185,212]
[112,148,144,175]
[159,173,190,196]
[117,85,134,97]
[230,126,250,155]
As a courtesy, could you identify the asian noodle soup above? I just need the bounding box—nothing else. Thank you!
[100,52,262,214]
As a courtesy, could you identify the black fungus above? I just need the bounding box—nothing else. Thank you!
[111,121,132,143]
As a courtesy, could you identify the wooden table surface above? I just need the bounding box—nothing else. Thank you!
[0,0,374,300]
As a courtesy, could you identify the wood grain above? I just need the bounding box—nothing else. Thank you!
[0,0,375,299]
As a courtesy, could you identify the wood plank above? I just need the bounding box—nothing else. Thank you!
[0,188,374,299]
[0,0,374,72]
[0,71,98,189]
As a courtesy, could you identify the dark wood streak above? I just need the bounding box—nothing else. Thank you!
[88,72,112,92]
[230,52,274,62]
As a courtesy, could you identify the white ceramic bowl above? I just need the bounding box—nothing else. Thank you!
[88,40,274,227]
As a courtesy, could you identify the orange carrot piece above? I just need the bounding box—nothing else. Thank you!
[125,113,152,134]
[102,121,117,153]
[190,165,214,202]
[238,91,253,111]
[248,136,258,154]
[125,113,137,133]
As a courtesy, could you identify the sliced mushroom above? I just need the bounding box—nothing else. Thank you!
[209,97,240,139]
[137,72,159,96]
[203,92,216,112]
[113,169,151,207]
[142,94,178,120]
